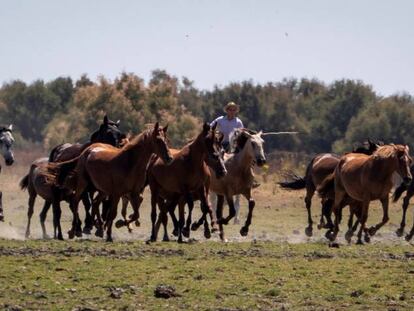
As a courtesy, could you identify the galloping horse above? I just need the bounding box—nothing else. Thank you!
[392,164,414,240]
[278,140,380,237]
[21,116,125,239]
[0,125,15,221]
[148,123,227,243]
[209,128,266,241]
[319,144,412,244]
[48,122,172,242]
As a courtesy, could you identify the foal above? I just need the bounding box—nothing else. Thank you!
[0,125,15,221]
[48,123,172,242]
[320,144,412,244]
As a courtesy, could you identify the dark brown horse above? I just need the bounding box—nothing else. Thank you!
[0,125,15,221]
[319,144,412,244]
[392,164,414,240]
[148,123,227,243]
[278,140,380,237]
[48,122,172,242]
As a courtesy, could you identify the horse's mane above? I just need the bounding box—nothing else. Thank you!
[229,128,257,153]
[373,144,400,159]
[0,125,11,132]
[122,129,152,151]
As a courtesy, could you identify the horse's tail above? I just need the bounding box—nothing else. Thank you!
[47,155,81,188]
[20,174,29,191]
[393,182,408,202]
[48,143,64,162]
[278,174,306,190]
[317,173,335,197]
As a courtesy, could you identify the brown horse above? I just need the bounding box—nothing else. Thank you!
[319,144,412,244]
[48,122,172,242]
[148,123,227,243]
[278,140,381,237]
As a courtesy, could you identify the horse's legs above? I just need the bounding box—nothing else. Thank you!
[199,192,212,240]
[25,192,36,238]
[81,191,93,234]
[218,196,236,225]
[105,196,120,242]
[233,194,241,224]
[0,191,3,222]
[326,189,346,242]
[182,193,193,238]
[321,198,334,229]
[67,178,88,239]
[150,187,158,242]
[356,201,370,245]
[51,188,63,240]
[213,195,225,241]
[368,197,389,236]
[240,193,255,237]
[168,199,180,237]
[125,194,143,232]
[184,197,195,235]
[304,186,315,235]
[345,203,361,243]
[92,192,105,238]
[397,190,413,237]
[39,201,51,239]
[405,208,414,241]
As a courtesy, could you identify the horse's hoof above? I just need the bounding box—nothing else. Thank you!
[368,226,377,236]
[25,232,30,239]
[106,237,113,242]
[162,236,170,242]
[356,239,364,245]
[68,230,75,239]
[364,234,371,243]
[191,223,199,231]
[115,219,125,228]
[325,230,335,241]
[82,227,92,235]
[345,231,353,243]
[145,239,152,245]
[405,234,413,242]
[204,229,211,239]
[240,227,249,237]
[219,233,225,241]
[135,220,140,227]
[75,230,83,238]
[95,229,104,238]
[182,228,190,238]
[172,228,179,237]
[305,226,313,237]
[396,228,404,237]
[211,227,219,233]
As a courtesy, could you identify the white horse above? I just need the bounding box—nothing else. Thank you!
[0,124,15,221]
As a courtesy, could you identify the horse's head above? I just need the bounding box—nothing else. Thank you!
[90,115,126,147]
[395,145,412,185]
[353,139,383,155]
[201,123,227,178]
[231,129,266,167]
[150,122,173,165]
[0,125,15,166]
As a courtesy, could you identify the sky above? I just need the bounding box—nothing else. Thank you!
[0,0,413,96]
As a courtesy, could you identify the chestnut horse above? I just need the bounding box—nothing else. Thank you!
[148,123,227,243]
[278,140,380,237]
[319,144,412,244]
[0,124,15,221]
[21,116,125,239]
[48,123,172,241]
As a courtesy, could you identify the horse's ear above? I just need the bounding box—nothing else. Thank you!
[103,115,109,125]
[203,122,210,134]
[154,122,159,132]
[258,130,263,136]
[405,145,410,153]
[7,124,13,131]
[116,120,120,126]
[163,124,168,133]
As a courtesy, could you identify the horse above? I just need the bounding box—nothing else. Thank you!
[148,123,227,243]
[190,128,265,241]
[319,144,412,244]
[278,139,381,237]
[392,164,414,240]
[21,116,125,239]
[0,124,15,221]
[47,122,172,242]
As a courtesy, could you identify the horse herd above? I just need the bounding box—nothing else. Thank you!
[0,117,414,245]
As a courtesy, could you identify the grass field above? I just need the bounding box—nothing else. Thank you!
[0,160,414,310]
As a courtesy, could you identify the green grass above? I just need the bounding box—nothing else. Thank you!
[0,239,413,310]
